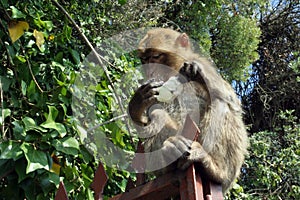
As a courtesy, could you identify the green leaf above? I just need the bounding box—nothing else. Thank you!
[118,0,127,5]
[43,105,59,122]
[80,146,93,163]
[52,137,80,155]
[12,120,25,140]
[22,117,36,131]
[22,116,46,132]
[4,42,15,65]
[27,80,37,101]
[16,55,26,63]
[3,108,11,118]
[0,140,23,160]
[43,21,54,31]
[39,172,59,194]
[10,6,26,18]
[0,108,11,125]
[0,76,12,91]
[61,137,80,150]
[49,172,60,186]
[33,16,54,31]
[41,105,66,137]
[21,80,27,95]
[41,121,66,137]
[20,178,35,200]
[20,143,49,174]
[15,158,34,183]
[69,48,80,64]
[51,61,65,72]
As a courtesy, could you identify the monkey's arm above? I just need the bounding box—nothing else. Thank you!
[178,60,248,192]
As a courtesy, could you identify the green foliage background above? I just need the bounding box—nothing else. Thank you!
[0,0,299,199]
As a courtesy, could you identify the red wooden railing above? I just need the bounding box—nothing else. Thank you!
[55,116,224,200]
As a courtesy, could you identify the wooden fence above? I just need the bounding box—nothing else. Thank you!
[55,116,223,200]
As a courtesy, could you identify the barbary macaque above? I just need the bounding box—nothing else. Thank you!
[128,28,248,193]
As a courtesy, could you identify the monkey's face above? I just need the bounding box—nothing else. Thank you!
[139,49,167,65]
[137,28,192,81]
[138,49,179,81]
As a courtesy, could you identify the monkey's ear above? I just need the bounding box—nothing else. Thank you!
[176,33,190,48]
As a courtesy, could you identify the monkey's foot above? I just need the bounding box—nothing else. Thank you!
[177,141,206,170]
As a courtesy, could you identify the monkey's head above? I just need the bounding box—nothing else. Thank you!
[138,28,196,80]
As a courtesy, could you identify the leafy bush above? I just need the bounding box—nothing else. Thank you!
[1,0,298,200]
[228,110,300,199]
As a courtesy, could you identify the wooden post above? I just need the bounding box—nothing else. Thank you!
[91,162,108,200]
[180,164,204,200]
[55,182,69,200]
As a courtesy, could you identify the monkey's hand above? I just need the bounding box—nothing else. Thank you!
[128,80,163,125]
[161,135,193,163]
[177,141,207,170]
[179,61,205,83]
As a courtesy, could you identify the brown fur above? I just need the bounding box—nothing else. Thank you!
[129,28,248,193]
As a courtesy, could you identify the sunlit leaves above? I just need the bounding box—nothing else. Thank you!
[34,17,54,31]
[41,106,67,137]
[52,137,80,156]
[20,143,50,174]
[0,108,11,126]
[1,1,99,199]
[33,29,45,51]
[0,141,23,161]
[211,15,261,81]
[236,110,300,199]
[50,162,61,175]
[10,6,26,18]
[8,21,29,42]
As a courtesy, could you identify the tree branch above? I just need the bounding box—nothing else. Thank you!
[51,0,132,136]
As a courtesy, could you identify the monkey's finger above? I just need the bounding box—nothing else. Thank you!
[136,79,157,91]
[179,62,195,79]
[139,82,163,98]
[177,135,193,147]
[176,140,192,154]
[144,81,164,91]
[162,140,184,161]
[182,151,190,158]
[143,78,155,85]
[142,96,158,106]
[169,135,193,151]
[142,79,163,87]
[166,136,192,154]
[191,61,201,75]
[143,89,159,99]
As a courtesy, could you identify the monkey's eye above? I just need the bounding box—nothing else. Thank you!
[152,53,162,59]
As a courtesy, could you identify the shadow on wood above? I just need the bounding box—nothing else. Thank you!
[109,163,223,200]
